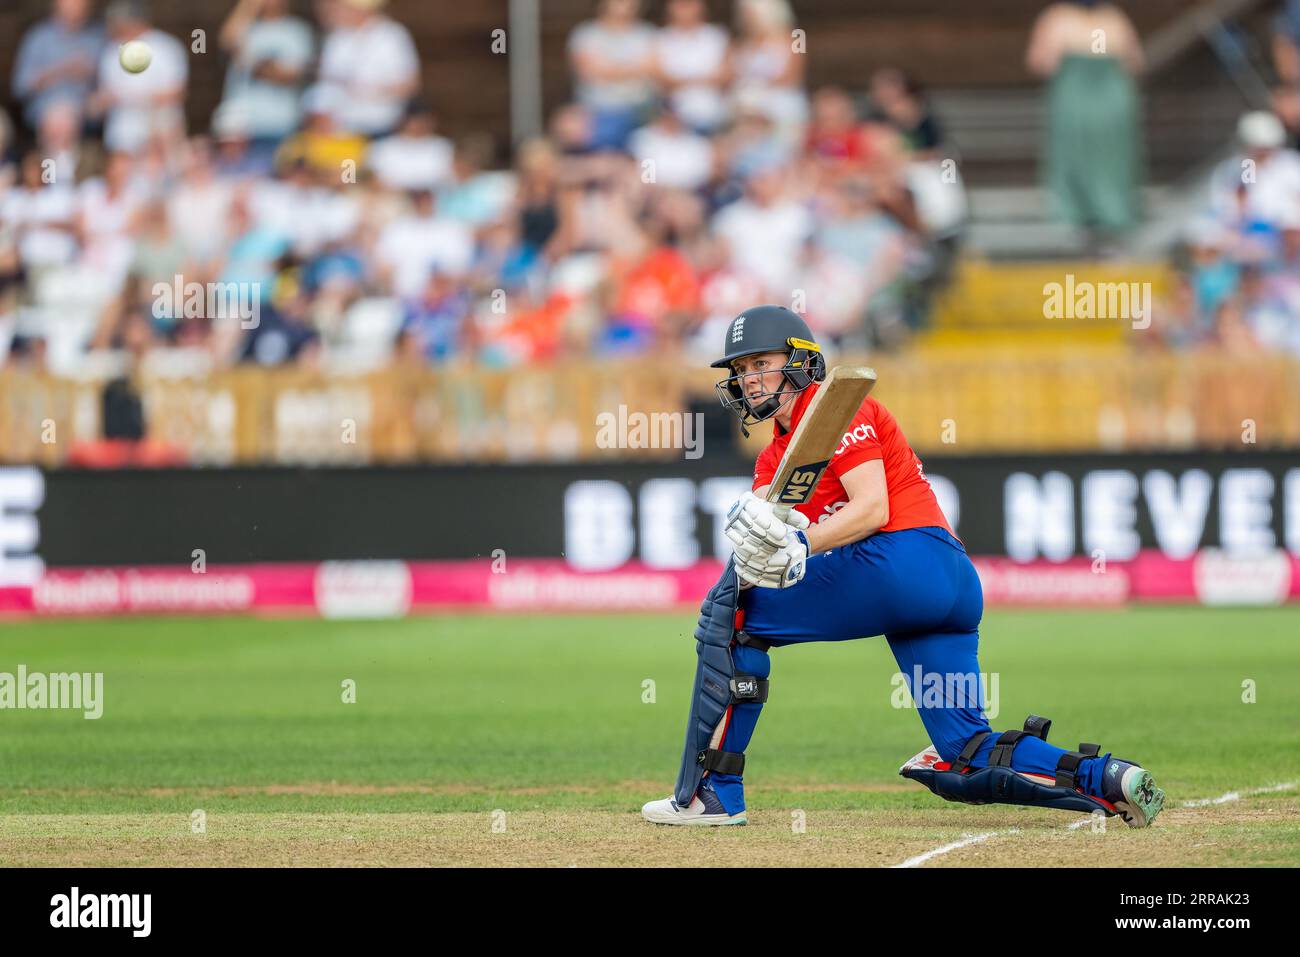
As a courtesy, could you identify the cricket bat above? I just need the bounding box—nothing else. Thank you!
[764,366,877,519]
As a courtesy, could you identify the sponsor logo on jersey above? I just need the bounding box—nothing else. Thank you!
[835,423,877,456]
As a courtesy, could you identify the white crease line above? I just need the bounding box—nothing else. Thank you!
[891,779,1300,867]
[892,829,1018,868]
[1179,780,1299,808]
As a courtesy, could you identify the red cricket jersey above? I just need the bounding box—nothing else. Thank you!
[751,383,953,535]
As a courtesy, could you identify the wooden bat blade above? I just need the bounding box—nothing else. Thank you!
[765,366,877,510]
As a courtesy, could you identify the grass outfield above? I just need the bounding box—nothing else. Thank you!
[0,607,1298,866]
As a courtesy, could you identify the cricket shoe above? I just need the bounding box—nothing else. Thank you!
[641,784,747,826]
[1101,760,1166,828]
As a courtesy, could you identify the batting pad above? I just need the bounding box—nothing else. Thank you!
[900,747,1118,817]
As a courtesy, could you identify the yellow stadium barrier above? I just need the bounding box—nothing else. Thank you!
[1,350,1297,466]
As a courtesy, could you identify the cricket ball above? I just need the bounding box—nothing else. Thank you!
[118,40,152,74]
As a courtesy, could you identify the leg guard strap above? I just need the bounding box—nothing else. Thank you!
[698,748,745,775]
[735,630,771,652]
[952,713,1052,772]
[1054,743,1101,789]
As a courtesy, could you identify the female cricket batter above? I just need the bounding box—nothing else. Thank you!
[642,305,1165,828]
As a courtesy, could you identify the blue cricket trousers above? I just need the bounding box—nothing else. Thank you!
[706,526,1111,813]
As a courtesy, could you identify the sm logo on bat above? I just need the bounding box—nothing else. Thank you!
[776,462,830,504]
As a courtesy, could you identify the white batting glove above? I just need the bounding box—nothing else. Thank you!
[734,528,809,589]
[725,492,810,568]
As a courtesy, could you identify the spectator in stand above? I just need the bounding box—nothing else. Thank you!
[399,267,471,362]
[803,86,909,203]
[275,84,368,178]
[568,0,659,151]
[717,90,793,199]
[600,204,701,354]
[76,150,148,291]
[628,100,714,192]
[130,198,190,291]
[552,152,647,260]
[869,68,945,159]
[805,86,869,166]
[373,188,473,299]
[867,71,967,305]
[35,99,87,188]
[514,138,562,260]
[0,109,17,193]
[471,216,539,296]
[168,137,236,273]
[11,0,104,132]
[1183,218,1240,334]
[1273,0,1300,86]
[712,163,812,297]
[438,134,513,228]
[0,222,21,366]
[367,100,455,193]
[1274,86,1300,151]
[1244,209,1300,354]
[655,0,731,135]
[1150,275,1204,352]
[239,265,321,366]
[731,0,808,146]
[218,0,315,171]
[1209,290,1264,356]
[1026,0,1145,247]
[211,103,268,179]
[1208,112,1300,242]
[815,174,910,345]
[221,186,282,270]
[790,234,871,349]
[316,0,420,137]
[3,152,79,276]
[90,0,188,154]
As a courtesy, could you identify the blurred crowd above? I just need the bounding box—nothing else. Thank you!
[4,0,1298,381]
[1155,1,1300,357]
[0,0,962,378]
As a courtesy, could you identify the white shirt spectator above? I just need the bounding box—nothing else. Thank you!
[248,178,357,256]
[78,175,147,282]
[568,19,658,110]
[221,15,314,138]
[628,122,712,191]
[2,184,78,268]
[656,22,729,130]
[1209,148,1300,230]
[97,29,188,153]
[713,197,813,294]
[375,211,473,298]
[169,177,235,265]
[317,15,419,136]
[368,133,455,192]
